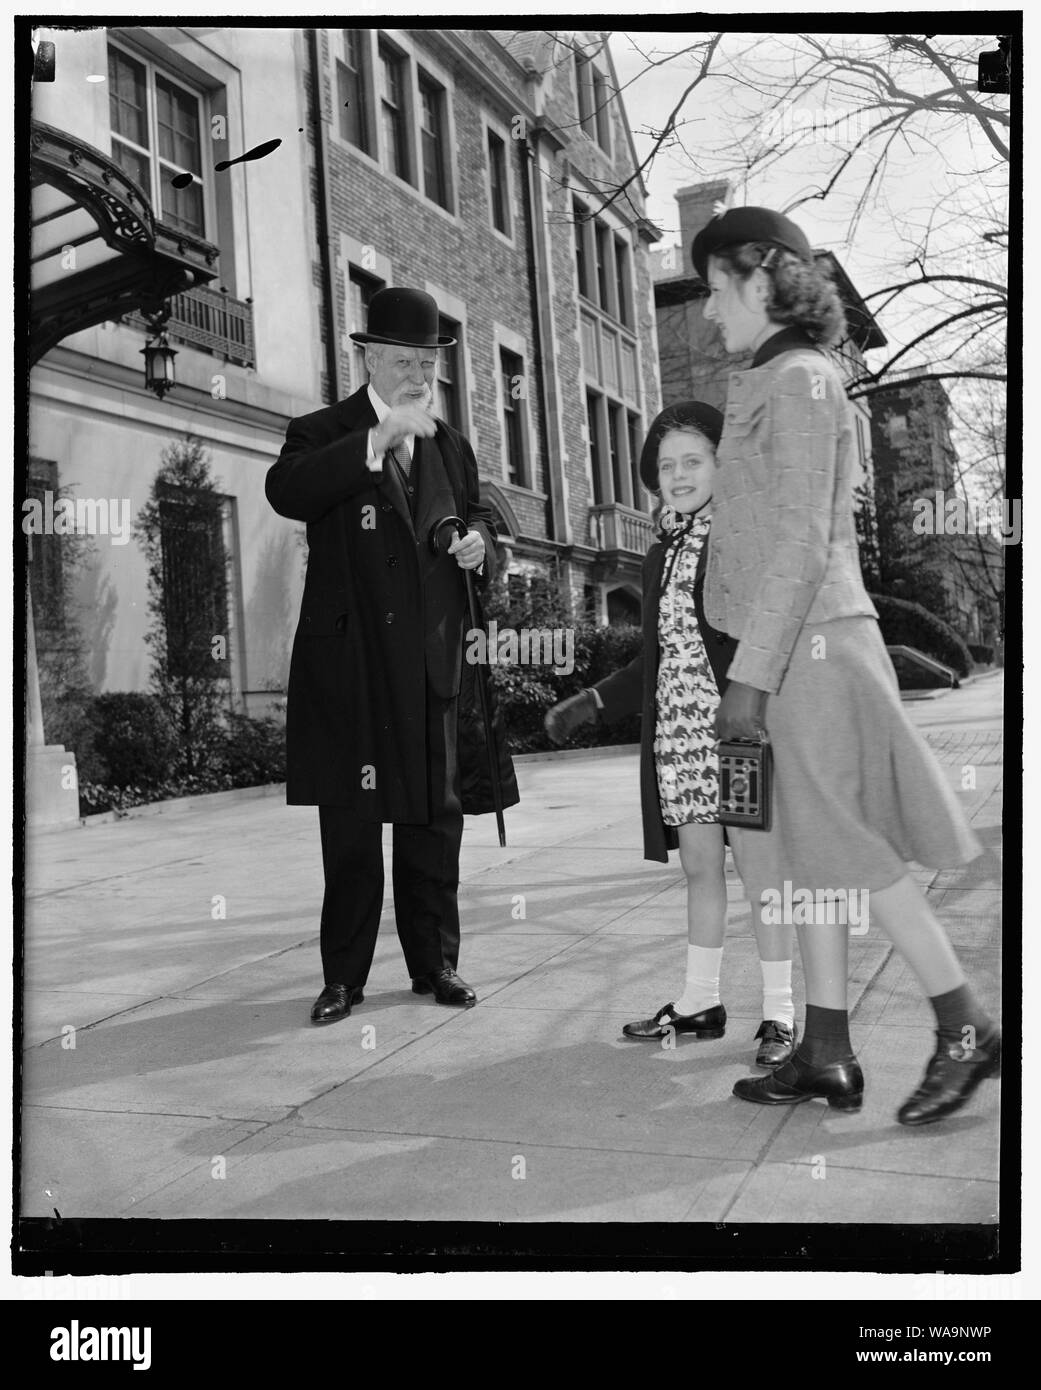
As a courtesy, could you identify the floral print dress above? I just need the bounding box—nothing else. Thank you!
[654,512,720,826]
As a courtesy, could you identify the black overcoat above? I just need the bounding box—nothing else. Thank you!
[266,386,517,822]
[594,531,738,862]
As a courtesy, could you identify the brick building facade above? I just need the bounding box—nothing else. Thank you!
[308,27,663,623]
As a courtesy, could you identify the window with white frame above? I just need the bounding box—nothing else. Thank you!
[336,33,456,215]
[573,46,611,153]
[418,69,450,209]
[487,127,511,236]
[108,41,208,237]
[436,314,463,433]
[347,266,385,393]
[378,38,411,183]
[574,197,643,509]
[338,29,374,156]
[499,345,529,488]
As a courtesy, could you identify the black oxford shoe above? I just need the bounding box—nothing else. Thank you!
[412,967,476,1007]
[897,1028,1000,1126]
[754,1019,797,1068]
[310,983,364,1025]
[622,1002,726,1040]
[733,1051,864,1111]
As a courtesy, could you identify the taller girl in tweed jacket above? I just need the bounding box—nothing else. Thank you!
[692,205,999,1126]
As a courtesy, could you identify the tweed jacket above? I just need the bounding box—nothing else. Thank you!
[703,330,878,694]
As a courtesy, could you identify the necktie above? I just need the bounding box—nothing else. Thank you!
[391,441,412,480]
[389,441,414,517]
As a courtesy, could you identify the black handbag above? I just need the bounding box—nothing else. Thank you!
[717,734,772,831]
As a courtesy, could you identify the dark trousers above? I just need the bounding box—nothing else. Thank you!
[318,687,463,986]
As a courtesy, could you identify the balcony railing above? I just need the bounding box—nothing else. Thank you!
[126,285,255,368]
[588,503,655,555]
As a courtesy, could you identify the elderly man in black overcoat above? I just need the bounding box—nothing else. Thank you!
[266,287,515,1023]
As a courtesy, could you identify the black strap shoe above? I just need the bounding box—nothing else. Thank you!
[622,1002,726,1040]
[897,1028,1000,1126]
[754,1019,797,1068]
[733,1051,864,1111]
[310,983,364,1025]
[412,967,477,1007]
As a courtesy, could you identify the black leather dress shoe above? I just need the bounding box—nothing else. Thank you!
[412,967,476,1007]
[622,1002,726,1040]
[897,1028,1000,1126]
[310,983,364,1024]
[733,1051,864,1111]
[754,1019,798,1068]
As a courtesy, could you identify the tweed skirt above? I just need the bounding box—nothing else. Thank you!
[727,616,982,896]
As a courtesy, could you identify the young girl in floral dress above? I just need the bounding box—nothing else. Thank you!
[546,402,796,1067]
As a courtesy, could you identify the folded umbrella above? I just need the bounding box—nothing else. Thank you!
[429,515,507,846]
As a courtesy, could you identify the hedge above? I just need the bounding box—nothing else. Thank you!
[869,594,973,678]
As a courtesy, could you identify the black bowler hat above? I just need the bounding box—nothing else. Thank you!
[639,401,724,492]
[349,287,457,348]
[691,206,813,281]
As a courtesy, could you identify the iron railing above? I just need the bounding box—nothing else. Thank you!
[126,284,255,368]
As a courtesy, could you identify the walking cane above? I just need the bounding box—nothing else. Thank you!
[429,515,507,847]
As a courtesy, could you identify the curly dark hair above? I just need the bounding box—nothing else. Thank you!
[711,242,847,347]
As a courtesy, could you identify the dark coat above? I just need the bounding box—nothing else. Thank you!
[594,529,737,862]
[266,385,518,822]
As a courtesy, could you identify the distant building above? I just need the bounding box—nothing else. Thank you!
[869,373,1003,647]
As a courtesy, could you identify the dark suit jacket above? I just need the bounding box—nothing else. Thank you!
[594,530,737,862]
[266,386,497,820]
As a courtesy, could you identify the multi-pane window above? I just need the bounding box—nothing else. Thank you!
[348,268,384,393]
[341,35,455,213]
[575,199,634,325]
[593,69,612,151]
[436,316,462,432]
[575,52,595,137]
[575,198,642,507]
[614,236,632,328]
[500,347,526,487]
[607,403,624,504]
[338,29,372,155]
[627,413,643,508]
[586,391,605,506]
[108,43,205,235]
[595,223,611,309]
[488,130,510,235]
[157,483,230,681]
[379,41,410,182]
[419,72,450,209]
[574,50,611,151]
[573,198,590,298]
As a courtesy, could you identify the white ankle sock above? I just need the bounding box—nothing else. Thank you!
[760,959,795,1027]
[674,944,723,1015]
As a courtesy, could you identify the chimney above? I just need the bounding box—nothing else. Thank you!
[675,180,731,278]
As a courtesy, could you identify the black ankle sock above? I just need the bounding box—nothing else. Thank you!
[929,982,994,1044]
[798,1004,853,1066]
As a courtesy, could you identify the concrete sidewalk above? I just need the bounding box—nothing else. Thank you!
[21,673,1003,1225]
